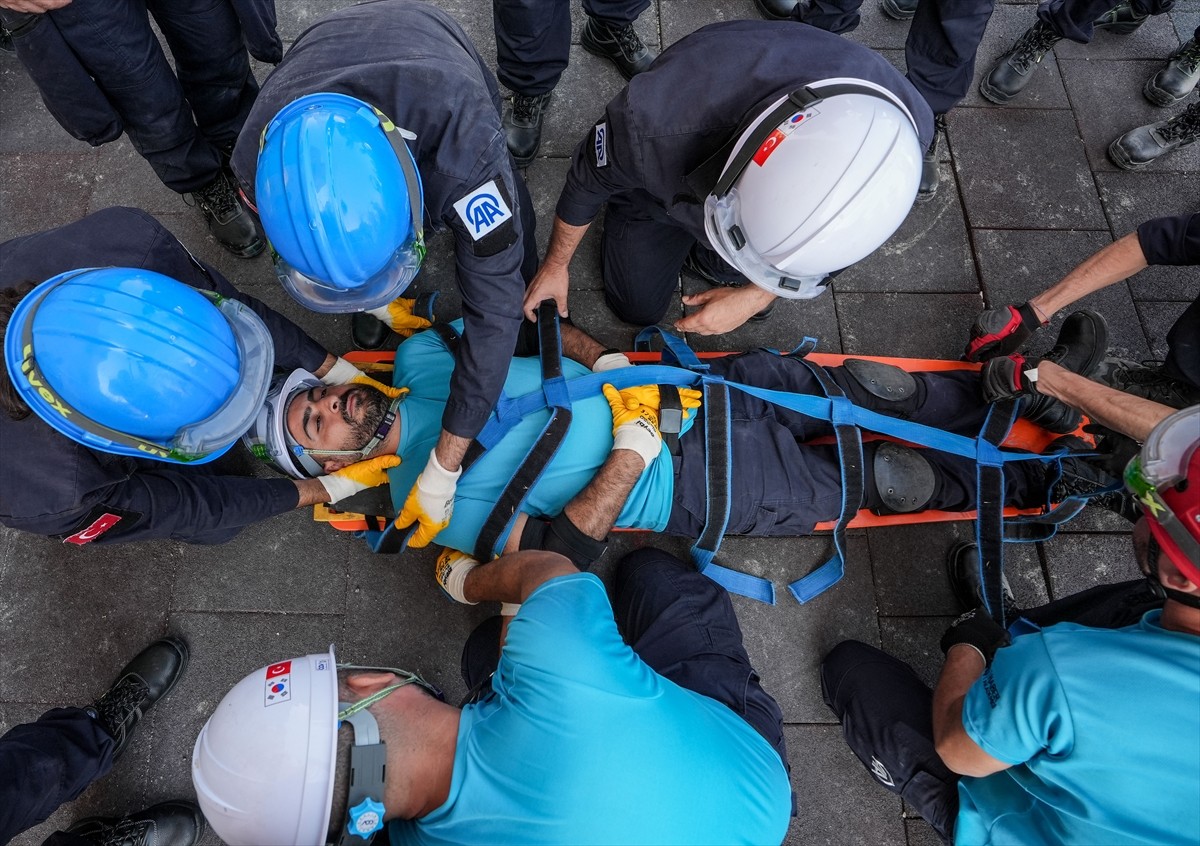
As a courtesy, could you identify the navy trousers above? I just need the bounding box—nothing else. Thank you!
[493,0,652,95]
[799,0,1183,115]
[43,0,258,192]
[820,579,1161,844]
[0,707,114,845]
[664,351,1046,539]
[461,548,790,768]
[1164,295,1200,390]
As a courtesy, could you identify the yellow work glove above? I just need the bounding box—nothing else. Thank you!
[367,296,433,338]
[601,384,702,469]
[394,448,462,548]
[435,548,480,604]
[321,356,409,400]
[318,455,401,503]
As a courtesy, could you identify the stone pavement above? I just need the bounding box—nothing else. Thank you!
[1,0,1198,843]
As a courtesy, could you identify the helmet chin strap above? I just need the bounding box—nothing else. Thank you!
[335,707,389,845]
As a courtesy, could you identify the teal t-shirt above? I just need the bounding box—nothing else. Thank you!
[956,610,1200,845]
[387,324,689,552]
[388,572,792,845]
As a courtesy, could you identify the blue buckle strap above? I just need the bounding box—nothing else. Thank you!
[634,325,710,371]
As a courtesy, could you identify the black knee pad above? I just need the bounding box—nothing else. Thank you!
[518,512,608,570]
[870,442,936,515]
[841,359,919,408]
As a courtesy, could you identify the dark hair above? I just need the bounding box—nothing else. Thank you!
[0,282,38,421]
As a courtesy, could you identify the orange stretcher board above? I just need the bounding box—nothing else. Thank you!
[318,349,1090,533]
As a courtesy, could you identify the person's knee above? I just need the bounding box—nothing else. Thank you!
[603,285,669,326]
[820,640,891,713]
[613,547,689,596]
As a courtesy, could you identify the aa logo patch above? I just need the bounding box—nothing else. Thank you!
[453,180,512,241]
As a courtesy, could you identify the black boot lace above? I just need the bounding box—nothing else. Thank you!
[1009,21,1062,71]
[93,676,149,746]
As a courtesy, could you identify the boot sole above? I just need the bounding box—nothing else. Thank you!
[879,0,916,21]
[1094,20,1146,34]
[979,71,1022,105]
[1143,76,1189,107]
[1107,136,1150,170]
[225,237,266,259]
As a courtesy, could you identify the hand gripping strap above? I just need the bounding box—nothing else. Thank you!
[787,358,866,604]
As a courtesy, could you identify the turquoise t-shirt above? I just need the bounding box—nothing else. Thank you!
[387,324,690,553]
[956,610,1200,845]
[388,572,792,845]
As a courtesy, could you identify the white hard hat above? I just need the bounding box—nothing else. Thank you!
[192,647,339,846]
[704,79,923,299]
[242,368,326,479]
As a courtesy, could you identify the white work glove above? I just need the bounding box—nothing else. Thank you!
[592,351,633,372]
[435,548,480,605]
[394,449,462,547]
[317,455,402,503]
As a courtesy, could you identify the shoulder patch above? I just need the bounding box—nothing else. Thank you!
[59,503,142,545]
[453,180,513,241]
[594,121,609,168]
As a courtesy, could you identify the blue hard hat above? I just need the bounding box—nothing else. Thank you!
[256,92,426,313]
[4,267,276,464]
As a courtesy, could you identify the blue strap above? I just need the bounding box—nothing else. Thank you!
[974,399,1019,627]
[634,325,709,371]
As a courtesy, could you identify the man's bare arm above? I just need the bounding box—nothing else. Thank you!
[1036,361,1175,442]
[523,216,591,321]
[559,322,607,369]
[1031,231,1148,319]
[932,646,1011,778]
[463,549,579,605]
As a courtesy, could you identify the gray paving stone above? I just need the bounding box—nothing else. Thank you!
[972,228,1154,360]
[0,153,97,239]
[950,108,1107,229]
[879,615,953,688]
[906,817,945,846]
[87,139,180,217]
[1136,297,1194,360]
[783,725,907,846]
[1060,58,1200,173]
[0,534,175,702]
[537,48,630,158]
[660,0,758,47]
[960,5,1073,109]
[523,156,605,287]
[1174,10,1200,44]
[836,166,977,294]
[870,521,1049,616]
[568,285,684,348]
[719,535,881,722]
[1042,531,1141,597]
[1055,11,1181,59]
[170,509,354,614]
[0,60,94,154]
[835,291,983,358]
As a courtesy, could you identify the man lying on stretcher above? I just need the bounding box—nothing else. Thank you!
[244,312,1131,569]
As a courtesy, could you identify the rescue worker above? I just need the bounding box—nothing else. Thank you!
[193,546,793,845]
[0,636,200,845]
[965,211,1199,409]
[248,312,1123,570]
[522,19,933,335]
[0,208,399,545]
[497,0,656,166]
[821,398,1200,845]
[232,0,539,550]
[0,0,269,257]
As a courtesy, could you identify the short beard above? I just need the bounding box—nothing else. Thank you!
[342,385,391,451]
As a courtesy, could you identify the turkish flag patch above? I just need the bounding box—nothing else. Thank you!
[752,129,787,167]
[61,504,142,545]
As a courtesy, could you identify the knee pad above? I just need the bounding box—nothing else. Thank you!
[843,359,918,405]
[871,442,935,515]
[518,512,608,570]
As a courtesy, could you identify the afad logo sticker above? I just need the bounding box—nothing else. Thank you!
[453,180,512,241]
[264,660,292,707]
[751,108,819,167]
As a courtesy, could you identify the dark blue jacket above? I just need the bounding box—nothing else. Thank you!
[0,208,326,545]
[1138,212,1200,266]
[556,20,935,240]
[232,0,529,441]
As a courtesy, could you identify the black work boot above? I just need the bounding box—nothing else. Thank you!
[88,637,188,759]
[503,92,553,168]
[581,16,656,80]
[1108,101,1200,169]
[1093,0,1148,34]
[188,170,264,258]
[754,0,799,18]
[1020,310,1108,433]
[946,542,1022,621]
[917,114,946,204]
[1096,358,1200,408]
[1145,38,1200,106]
[67,801,205,846]
[1049,437,1139,522]
[880,0,918,21]
[980,20,1063,104]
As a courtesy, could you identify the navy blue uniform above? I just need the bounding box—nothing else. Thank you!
[1138,212,1200,389]
[554,20,934,325]
[232,0,536,441]
[0,208,327,545]
[493,0,650,96]
[2,0,268,192]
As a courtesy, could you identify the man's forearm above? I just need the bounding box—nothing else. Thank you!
[563,448,646,539]
[560,322,607,368]
[294,478,330,508]
[932,645,987,771]
[1036,361,1174,441]
[434,430,471,472]
[462,549,579,604]
[542,215,590,270]
[1031,232,1148,318]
